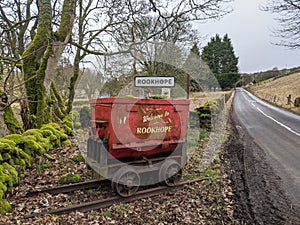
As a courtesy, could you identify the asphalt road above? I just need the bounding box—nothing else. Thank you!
[233,88,300,206]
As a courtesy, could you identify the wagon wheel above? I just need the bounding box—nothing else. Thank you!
[112,167,140,197]
[159,159,182,186]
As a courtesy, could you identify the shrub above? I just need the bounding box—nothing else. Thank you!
[195,100,219,130]
[79,106,91,128]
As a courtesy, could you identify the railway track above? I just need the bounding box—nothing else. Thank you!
[26,179,110,197]
[25,177,209,219]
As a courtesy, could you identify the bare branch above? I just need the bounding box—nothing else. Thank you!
[262,0,300,49]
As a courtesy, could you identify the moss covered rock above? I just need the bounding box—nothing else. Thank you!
[0,141,15,153]
[18,149,33,166]
[0,139,16,148]
[0,163,19,192]
[72,153,85,163]
[40,129,53,138]
[203,99,219,111]
[41,123,68,147]
[0,173,9,195]
[2,153,11,161]
[39,129,58,148]
[0,182,7,199]
[2,134,26,151]
[23,129,44,140]
[57,173,81,184]
[0,121,71,214]
[195,99,220,130]
[0,138,33,165]
[24,139,45,156]
[23,129,52,152]
[0,121,72,215]
[0,199,12,214]
[3,134,44,157]
[63,114,74,135]
[3,107,23,134]
[9,158,26,171]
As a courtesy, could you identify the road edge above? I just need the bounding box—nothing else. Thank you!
[222,93,300,225]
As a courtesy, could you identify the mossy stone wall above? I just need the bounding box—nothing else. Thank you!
[0,122,70,214]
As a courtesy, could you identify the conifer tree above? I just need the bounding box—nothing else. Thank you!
[201,34,239,89]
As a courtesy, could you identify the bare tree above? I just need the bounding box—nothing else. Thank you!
[262,0,300,49]
[67,0,233,112]
[0,0,233,130]
[112,15,200,74]
[0,0,76,128]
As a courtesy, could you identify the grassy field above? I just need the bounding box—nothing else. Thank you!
[189,91,230,111]
[249,72,300,115]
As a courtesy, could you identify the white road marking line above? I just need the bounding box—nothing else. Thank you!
[240,89,300,137]
[255,107,300,137]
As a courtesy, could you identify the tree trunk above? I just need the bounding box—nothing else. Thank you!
[45,0,77,94]
[22,0,52,127]
[67,50,81,113]
[0,89,22,136]
[21,0,76,128]
[0,112,8,138]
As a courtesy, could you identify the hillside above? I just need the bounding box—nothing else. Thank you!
[249,72,300,115]
[240,66,300,85]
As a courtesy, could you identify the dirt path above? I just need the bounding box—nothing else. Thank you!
[223,109,300,225]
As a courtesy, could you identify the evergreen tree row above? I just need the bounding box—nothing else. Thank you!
[201,34,240,90]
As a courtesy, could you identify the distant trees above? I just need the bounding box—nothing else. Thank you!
[76,68,104,101]
[201,34,239,89]
[183,43,214,92]
[262,0,300,49]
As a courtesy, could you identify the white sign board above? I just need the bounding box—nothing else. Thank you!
[134,76,175,87]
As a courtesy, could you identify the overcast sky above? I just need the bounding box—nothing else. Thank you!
[194,0,300,73]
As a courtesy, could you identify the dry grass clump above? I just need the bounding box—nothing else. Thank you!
[250,72,300,114]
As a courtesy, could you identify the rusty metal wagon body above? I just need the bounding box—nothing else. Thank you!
[87,97,190,196]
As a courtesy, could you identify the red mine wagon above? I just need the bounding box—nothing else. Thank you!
[87,97,190,197]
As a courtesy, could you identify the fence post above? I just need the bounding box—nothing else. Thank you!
[287,94,292,105]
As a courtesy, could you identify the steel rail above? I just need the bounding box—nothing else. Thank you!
[26,180,109,197]
[25,177,209,219]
